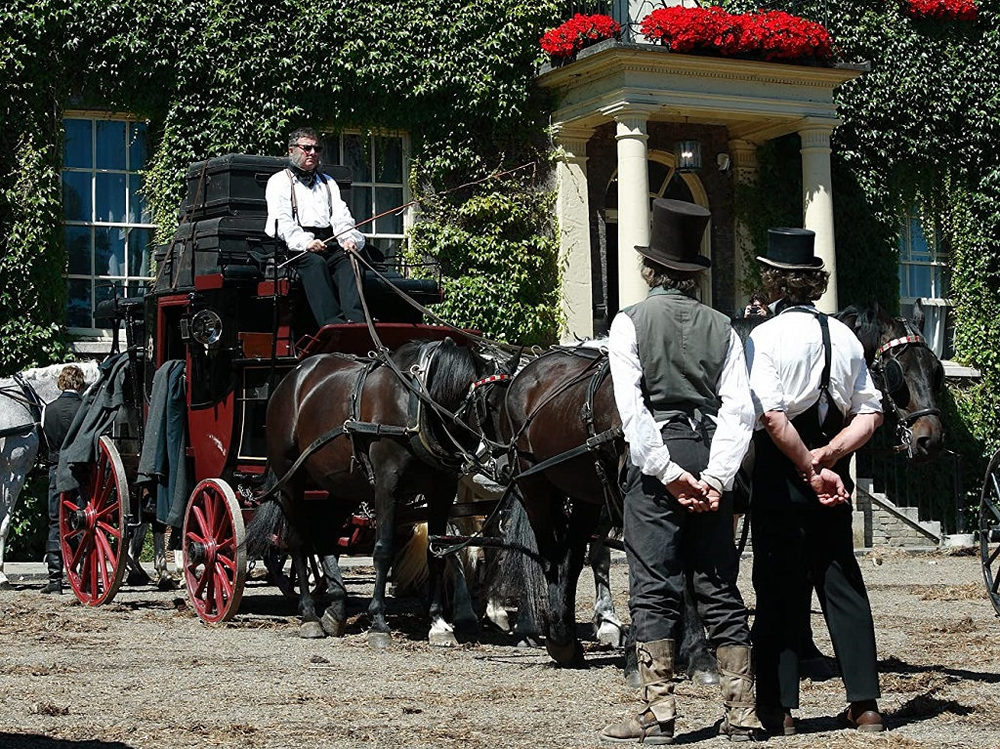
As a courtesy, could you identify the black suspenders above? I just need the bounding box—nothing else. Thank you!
[286,169,333,228]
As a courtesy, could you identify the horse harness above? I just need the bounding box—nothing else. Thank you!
[255,342,490,504]
[872,324,941,456]
[510,348,624,517]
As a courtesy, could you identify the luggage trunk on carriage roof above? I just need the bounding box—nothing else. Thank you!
[153,216,279,291]
[179,153,352,222]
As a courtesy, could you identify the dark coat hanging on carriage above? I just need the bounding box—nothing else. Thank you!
[137,360,191,528]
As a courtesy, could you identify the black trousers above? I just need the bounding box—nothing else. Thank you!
[751,459,880,707]
[623,423,749,646]
[45,465,62,574]
[295,250,364,325]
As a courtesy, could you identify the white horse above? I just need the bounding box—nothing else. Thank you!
[0,362,100,589]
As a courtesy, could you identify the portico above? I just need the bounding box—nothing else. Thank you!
[541,40,862,340]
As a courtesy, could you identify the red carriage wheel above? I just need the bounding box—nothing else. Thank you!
[59,435,129,605]
[979,450,1000,617]
[183,479,247,624]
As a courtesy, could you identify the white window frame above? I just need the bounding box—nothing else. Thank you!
[319,130,412,259]
[899,209,949,305]
[62,110,155,339]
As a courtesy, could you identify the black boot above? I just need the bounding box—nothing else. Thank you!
[40,552,62,594]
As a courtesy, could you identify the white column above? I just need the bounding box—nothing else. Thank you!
[615,109,653,309]
[554,125,594,343]
[799,123,838,312]
[729,138,759,306]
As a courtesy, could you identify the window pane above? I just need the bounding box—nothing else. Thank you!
[127,122,147,169]
[62,171,92,222]
[374,136,402,183]
[349,185,372,227]
[320,135,340,165]
[369,236,399,261]
[94,281,121,330]
[96,120,126,170]
[64,119,92,169]
[67,279,92,328]
[95,226,126,276]
[65,226,91,275]
[128,175,151,224]
[375,187,404,234]
[125,280,148,298]
[95,172,126,222]
[343,134,371,182]
[909,219,931,260]
[127,228,151,277]
[898,263,907,297]
[908,264,931,298]
[648,161,670,198]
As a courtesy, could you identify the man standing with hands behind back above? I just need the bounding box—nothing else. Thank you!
[265,127,367,326]
[747,228,885,736]
[602,199,762,744]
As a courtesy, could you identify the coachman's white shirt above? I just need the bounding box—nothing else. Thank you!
[608,313,755,493]
[746,305,882,427]
[264,169,366,253]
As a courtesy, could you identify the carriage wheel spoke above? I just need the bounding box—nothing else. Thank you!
[185,530,207,546]
[992,571,1000,595]
[983,494,1000,524]
[193,566,210,599]
[192,505,210,539]
[989,543,1000,567]
[69,534,91,572]
[217,553,236,574]
[202,495,217,539]
[213,573,226,612]
[95,540,111,593]
[215,565,234,598]
[95,531,117,575]
[96,500,120,521]
[96,521,122,541]
[204,568,217,611]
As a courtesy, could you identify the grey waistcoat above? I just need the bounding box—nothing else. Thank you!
[623,287,732,423]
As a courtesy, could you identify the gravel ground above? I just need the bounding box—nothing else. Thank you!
[0,550,998,749]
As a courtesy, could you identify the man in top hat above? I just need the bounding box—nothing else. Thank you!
[746,228,885,735]
[602,199,762,744]
[265,127,367,325]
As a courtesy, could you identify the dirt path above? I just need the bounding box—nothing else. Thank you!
[1,551,998,749]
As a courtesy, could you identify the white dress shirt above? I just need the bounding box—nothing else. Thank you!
[746,306,882,426]
[264,169,366,253]
[608,312,755,492]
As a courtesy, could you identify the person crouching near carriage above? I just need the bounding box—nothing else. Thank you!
[41,365,86,595]
[602,199,763,744]
[264,126,367,325]
[746,228,885,735]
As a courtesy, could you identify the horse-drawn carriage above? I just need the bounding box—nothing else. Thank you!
[55,154,481,628]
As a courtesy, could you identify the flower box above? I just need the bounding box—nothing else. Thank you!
[905,0,978,21]
[640,6,834,65]
[540,13,621,61]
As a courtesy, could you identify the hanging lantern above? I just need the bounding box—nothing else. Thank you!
[674,140,702,173]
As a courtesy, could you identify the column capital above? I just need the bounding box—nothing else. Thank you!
[552,124,593,159]
[728,138,759,184]
[798,119,838,152]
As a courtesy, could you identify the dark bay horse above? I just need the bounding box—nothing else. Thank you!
[485,345,624,666]
[247,338,504,647]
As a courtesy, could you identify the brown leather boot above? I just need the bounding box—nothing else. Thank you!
[840,700,885,732]
[716,645,765,742]
[601,639,676,745]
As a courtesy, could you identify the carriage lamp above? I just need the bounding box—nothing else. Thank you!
[674,140,702,173]
[190,309,223,346]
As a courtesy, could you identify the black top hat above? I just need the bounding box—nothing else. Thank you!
[634,199,712,272]
[757,228,824,270]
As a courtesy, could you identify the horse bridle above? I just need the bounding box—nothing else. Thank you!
[872,327,941,456]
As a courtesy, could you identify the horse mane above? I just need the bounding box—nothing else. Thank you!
[837,303,898,364]
[399,338,479,411]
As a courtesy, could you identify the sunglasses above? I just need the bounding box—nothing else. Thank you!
[294,143,323,153]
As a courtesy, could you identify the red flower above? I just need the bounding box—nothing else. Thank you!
[540,14,621,59]
[640,6,833,64]
[905,0,978,21]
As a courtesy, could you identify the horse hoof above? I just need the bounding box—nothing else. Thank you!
[156,573,176,591]
[545,638,584,667]
[625,668,641,690]
[368,630,392,650]
[515,635,542,649]
[321,610,345,637]
[126,569,152,587]
[0,580,13,592]
[429,630,458,648]
[299,621,326,639]
[690,669,720,687]
[596,620,624,648]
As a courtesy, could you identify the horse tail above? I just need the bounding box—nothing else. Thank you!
[392,522,429,596]
[245,471,289,558]
[486,495,546,630]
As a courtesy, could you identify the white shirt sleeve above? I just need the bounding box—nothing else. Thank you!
[324,176,365,250]
[608,313,683,484]
[747,327,786,420]
[701,329,755,492]
[850,356,884,415]
[265,172,314,252]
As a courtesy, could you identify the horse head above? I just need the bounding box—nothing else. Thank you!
[838,303,945,461]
